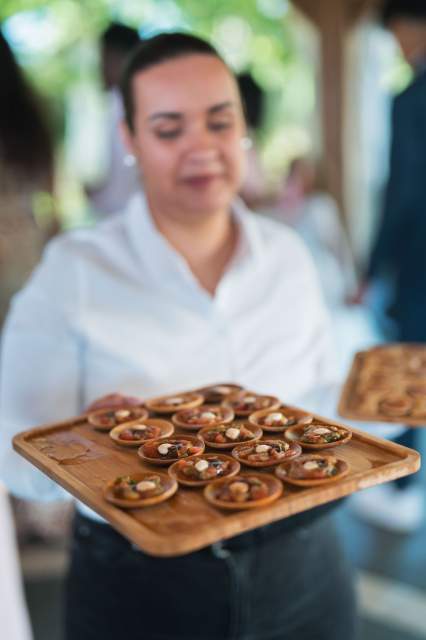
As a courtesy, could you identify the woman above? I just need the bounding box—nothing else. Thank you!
[0,34,356,639]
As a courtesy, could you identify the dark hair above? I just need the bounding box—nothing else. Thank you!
[237,73,264,131]
[120,32,226,130]
[0,27,53,185]
[101,23,140,54]
[380,0,426,26]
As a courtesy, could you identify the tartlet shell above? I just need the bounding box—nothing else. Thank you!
[172,405,234,431]
[249,407,313,432]
[222,392,281,417]
[232,440,302,467]
[104,471,178,508]
[168,453,240,487]
[275,454,349,486]
[204,473,283,510]
[88,406,149,431]
[138,435,205,466]
[145,393,204,414]
[199,422,263,450]
[195,384,243,404]
[109,418,174,447]
[284,422,352,450]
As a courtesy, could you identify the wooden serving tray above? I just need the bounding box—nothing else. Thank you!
[339,344,426,426]
[13,408,420,557]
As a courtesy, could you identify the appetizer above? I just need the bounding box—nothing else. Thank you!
[406,383,426,398]
[232,440,302,467]
[339,344,426,423]
[222,391,281,416]
[378,395,414,417]
[145,392,204,414]
[285,422,352,450]
[196,383,243,404]
[406,354,426,376]
[172,405,234,430]
[168,454,240,486]
[358,372,401,394]
[249,407,313,432]
[138,435,204,465]
[199,422,262,449]
[88,406,148,431]
[110,418,174,447]
[204,473,283,510]
[276,454,349,486]
[104,471,177,508]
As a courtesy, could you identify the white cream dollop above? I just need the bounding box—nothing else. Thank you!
[303,461,319,470]
[200,411,216,420]
[136,480,157,492]
[255,444,271,454]
[195,459,209,472]
[158,443,173,455]
[115,409,131,419]
[264,413,284,425]
[225,427,240,440]
[312,427,331,435]
[213,385,230,394]
[165,397,184,405]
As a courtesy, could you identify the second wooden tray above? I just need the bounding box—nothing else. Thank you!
[339,344,426,426]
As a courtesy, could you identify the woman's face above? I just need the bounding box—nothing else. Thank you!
[123,54,246,221]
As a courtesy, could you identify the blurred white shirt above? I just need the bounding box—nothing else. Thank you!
[0,194,401,520]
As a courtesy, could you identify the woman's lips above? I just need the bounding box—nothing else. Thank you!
[181,174,223,188]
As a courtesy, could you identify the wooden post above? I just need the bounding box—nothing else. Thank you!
[292,0,379,219]
[318,0,347,215]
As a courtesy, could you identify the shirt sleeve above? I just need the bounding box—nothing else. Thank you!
[0,236,83,501]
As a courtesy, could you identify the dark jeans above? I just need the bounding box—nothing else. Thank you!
[65,510,357,640]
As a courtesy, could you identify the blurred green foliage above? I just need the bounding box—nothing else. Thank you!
[1,0,316,223]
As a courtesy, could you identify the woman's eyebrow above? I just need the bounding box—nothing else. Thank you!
[148,101,236,122]
[148,111,182,123]
[208,101,235,114]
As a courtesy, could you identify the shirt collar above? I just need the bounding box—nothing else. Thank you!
[124,193,263,290]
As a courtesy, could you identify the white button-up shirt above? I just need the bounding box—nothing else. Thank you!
[0,194,399,519]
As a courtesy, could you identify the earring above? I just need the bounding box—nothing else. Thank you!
[240,137,253,150]
[124,154,136,167]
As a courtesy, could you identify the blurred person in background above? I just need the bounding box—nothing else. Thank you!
[237,72,269,209]
[276,157,357,307]
[0,24,63,640]
[355,0,426,532]
[0,33,357,640]
[0,26,59,329]
[270,156,381,378]
[0,23,71,546]
[84,22,141,219]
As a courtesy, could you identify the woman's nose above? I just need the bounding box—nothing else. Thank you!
[186,148,219,167]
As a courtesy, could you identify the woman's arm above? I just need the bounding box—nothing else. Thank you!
[0,237,82,501]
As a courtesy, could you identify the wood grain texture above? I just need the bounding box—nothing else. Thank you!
[13,405,420,557]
